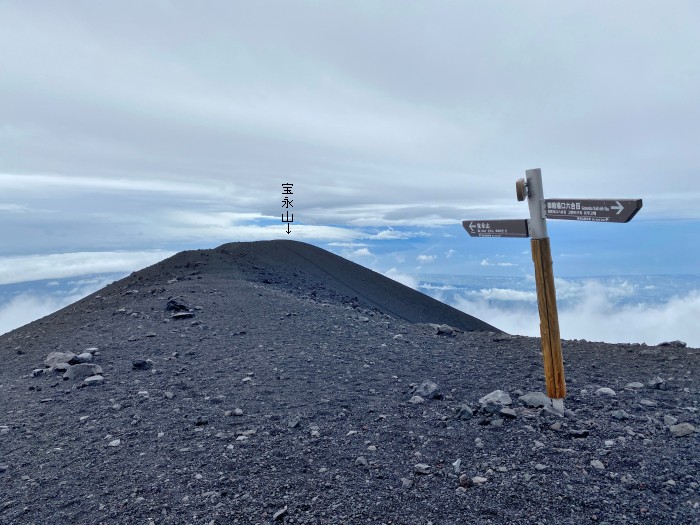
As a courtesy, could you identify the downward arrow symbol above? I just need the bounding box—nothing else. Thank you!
[612,201,624,215]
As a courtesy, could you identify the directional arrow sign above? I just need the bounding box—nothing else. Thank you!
[544,199,642,223]
[462,219,530,238]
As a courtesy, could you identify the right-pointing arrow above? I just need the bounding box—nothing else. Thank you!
[612,201,624,215]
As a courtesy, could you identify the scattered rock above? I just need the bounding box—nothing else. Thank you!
[70,352,93,364]
[569,429,590,438]
[647,376,666,390]
[166,298,189,312]
[625,382,644,389]
[108,439,121,447]
[499,407,517,419]
[273,507,288,521]
[401,477,413,489]
[63,364,103,381]
[535,464,547,471]
[414,380,441,399]
[233,408,244,416]
[171,312,195,320]
[195,416,208,426]
[663,415,678,427]
[31,369,45,378]
[519,392,552,408]
[479,390,512,406]
[452,459,462,474]
[414,463,431,475]
[658,340,686,348]
[471,476,488,485]
[639,399,658,407]
[595,387,616,397]
[132,359,153,371]
[590,460,605,470]
[51,363,71,374]
[355,456,369,468]
[83,375,104,387]
[459,474,471,487]
[669,423,695,437]
[611,410,631,420]
[44,352,76,368]
[454,404,473,419]
[409,395,425,404]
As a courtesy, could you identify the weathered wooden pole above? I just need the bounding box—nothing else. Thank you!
[523,169,566,404]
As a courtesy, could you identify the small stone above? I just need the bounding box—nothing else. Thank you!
[414,463,431,475]
[611,410,631,420]
[63,364,103,381]
[625,382,644,389]
[455,404,473,419]
[288,417,301,429]
[639,399,658,407]
[145,332,157,338]
[72,352,93,364]
[452,459,462,474]
[490,419,504,428]
[132,359,153,370]
[472,476,488,485]
[658,340,686,348]
[499,407,517,419]
[170,312,195,320]
[233,408,244,416]
[273,506,288,521]
[393,334,403,340]
[604,440,615,447]
[224,411,232,417]
[414,380,441,399]
[665,479,676,486]
[83,375,104,386]
[409,395,425,404]
[31,369,45,377]
[569,429,589,438]
[479,390,512,406]
[195,416,208,426]
[401,477,413,489]
[647,376,666,390]
[108,439,121,447]
[669,423,695,437]
[241,377,252,383]
[590,460,605,470]
[355,456,369,468]
[44,352,76,367]
[549,421,562,430]
[166,298,189,311]
[595,387,616,397]
[664,415,678,426]
[519,392,552,408]
[164,391,174,399]
[535,464,547,471]
[367,445,377,451]
[127,335,139,342]
[459,474,471,487]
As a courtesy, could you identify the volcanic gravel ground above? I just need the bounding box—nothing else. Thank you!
[1,241,698,524]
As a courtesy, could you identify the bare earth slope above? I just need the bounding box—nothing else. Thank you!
[1,240,698,524]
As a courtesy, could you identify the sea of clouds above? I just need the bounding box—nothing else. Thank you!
[1,266,698,349]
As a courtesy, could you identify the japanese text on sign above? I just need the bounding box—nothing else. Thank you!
[282,183,293,234]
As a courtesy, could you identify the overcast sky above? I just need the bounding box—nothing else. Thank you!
[1,1,699,280]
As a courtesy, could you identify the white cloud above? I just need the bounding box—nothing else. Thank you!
[384,268,418,289]
[445,249,456,259]
[0,251,174,285]
[480,259,516,267]
[369,228,428,240]
[0,277,115,335]
[347,248,375,258]
[451,284,700,348]
[417,254,436,264]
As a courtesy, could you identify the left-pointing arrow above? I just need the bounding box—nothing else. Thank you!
[469,221,475,233]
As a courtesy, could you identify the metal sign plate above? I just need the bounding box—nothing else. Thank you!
[544,199,642,223]
[462,219,530,238]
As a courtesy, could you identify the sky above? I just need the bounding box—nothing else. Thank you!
[1,1,699,344]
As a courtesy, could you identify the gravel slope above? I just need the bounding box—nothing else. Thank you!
[1,241,698,525]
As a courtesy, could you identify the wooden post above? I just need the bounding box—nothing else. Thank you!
[524,168,566,402]
[531,236,566,398]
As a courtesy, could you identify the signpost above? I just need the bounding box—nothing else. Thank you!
[544,199,642,223]
[464,168,643,414]
[463,219,530,238]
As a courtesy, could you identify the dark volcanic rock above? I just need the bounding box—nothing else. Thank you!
[1,240,698,525]
[166,297,189,312]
